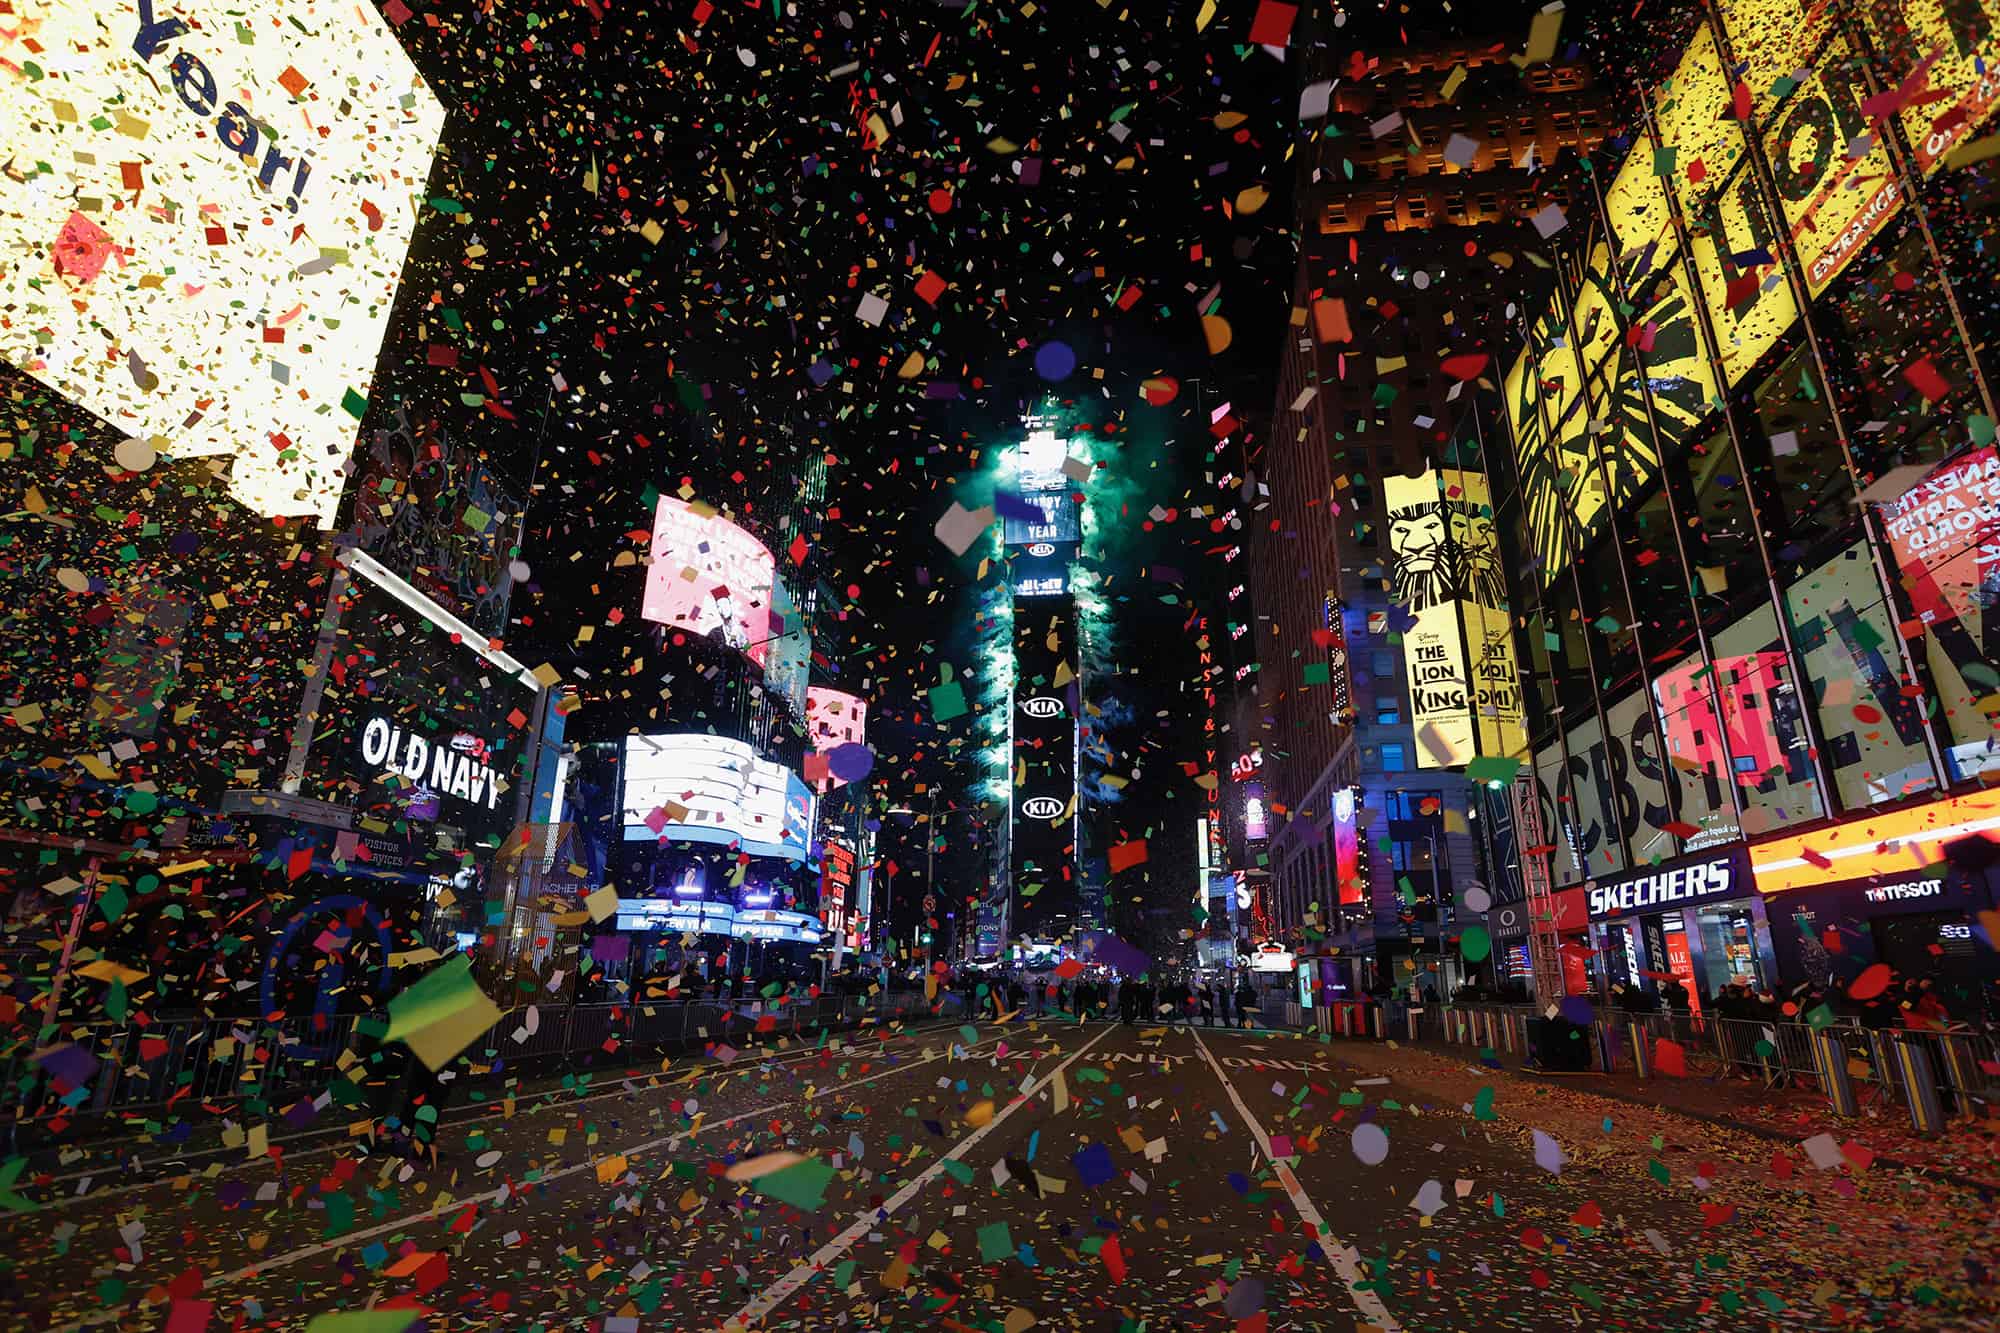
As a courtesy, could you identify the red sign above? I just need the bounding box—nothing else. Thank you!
[820,841,855,943]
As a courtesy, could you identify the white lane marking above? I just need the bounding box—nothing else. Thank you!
[1189,1026,1401,1332]
[31,1016,964,1203]
[725,1023,1117,1329]
[44,1030,1017,1333]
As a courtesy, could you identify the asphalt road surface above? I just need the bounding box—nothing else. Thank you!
[0,1016,1980,1331]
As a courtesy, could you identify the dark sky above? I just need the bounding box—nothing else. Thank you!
[352,0,1581,944]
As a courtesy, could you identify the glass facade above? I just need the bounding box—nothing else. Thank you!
[1480,0,1998,918]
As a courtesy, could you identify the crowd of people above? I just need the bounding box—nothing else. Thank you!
[948,968,1266,1027]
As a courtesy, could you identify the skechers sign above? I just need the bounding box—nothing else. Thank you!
[1020,796,1065,820]
[1020,696,1065,720]
[1585,850,1748,921]
[358,717,504,812]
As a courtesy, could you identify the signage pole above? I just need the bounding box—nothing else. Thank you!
[280,564,352,794]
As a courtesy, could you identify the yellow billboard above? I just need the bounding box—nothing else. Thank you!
[0,0,445,527]
[1655,23,1800,387]
[1504,291,1606,580]
[1718,0,1904,295]
[1385,468,1527,769]
[1855,0,2000,175]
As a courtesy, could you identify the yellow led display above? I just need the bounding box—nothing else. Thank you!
[1719,0,1904,295]
[1385,469,1527,769]
[1855,0,2000,175]
[0,0,445,527]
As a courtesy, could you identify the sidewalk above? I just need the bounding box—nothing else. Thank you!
[1396,1028,2000,1190]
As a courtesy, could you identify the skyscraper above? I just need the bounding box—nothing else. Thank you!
[1249,26,1606,992]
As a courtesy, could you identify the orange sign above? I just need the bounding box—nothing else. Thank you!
[1748,788,2000,895]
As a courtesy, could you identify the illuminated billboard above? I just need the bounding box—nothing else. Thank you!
[1749,787,2000,896]
[1718,0,1903,295]
[1657,24,1800,387]
[0,0,445,527]
[297,556,541,855]
[820,840,855,945]
[620,734,815,861]
[1012,605,1077,907]
[1877,445,2000,780]
[1333,787,1364,907]
[1856,0,2000,175]
[1383,468,1528,768]
[642,498,778,665]
[806,687,868,750]
[765,578,810,718]
[805,686,867,793]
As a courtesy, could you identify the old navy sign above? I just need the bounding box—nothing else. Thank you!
[1586,849,1748,921]
[359,716,503,811]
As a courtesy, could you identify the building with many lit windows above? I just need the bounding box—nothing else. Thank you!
[1250,22,1607,994]
[1473,0,2000,1015]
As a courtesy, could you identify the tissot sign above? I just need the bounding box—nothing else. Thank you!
[1585,849,1749,921]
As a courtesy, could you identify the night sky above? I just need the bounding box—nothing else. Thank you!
[354,0,1332,938]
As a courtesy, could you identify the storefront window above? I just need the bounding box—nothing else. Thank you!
[1694,902,1765,997]
[1710,602,1825,832]
[1650,647,1743,847]
[1782,539,1938,809]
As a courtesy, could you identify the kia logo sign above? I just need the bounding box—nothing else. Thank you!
[1026,542,1056,557]
[1020,796,1065,820]
[1020,695,1064,719]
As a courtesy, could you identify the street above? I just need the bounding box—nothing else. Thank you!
[5,1017,1990,1331]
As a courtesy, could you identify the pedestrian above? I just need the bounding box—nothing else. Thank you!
[1215,977,1232,1028]
[1235,976,1258,1028]
[1198,980,1215,1027]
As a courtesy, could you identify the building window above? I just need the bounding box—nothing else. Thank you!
[1377,704,1400,725]
[1381,742,1408,772]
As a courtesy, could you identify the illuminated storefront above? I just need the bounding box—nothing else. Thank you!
[1481,0,2000,1008]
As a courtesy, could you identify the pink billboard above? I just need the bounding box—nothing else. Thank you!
[807,687,868,750]
[805,687,868,792]
[642,497,777,665]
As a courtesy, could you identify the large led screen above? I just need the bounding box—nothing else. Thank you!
[806,687,868,750]
[0,0,445,527]
[620,734,814,862]
[1855,0,2000,175]
[641,498,778,664]
[1718,0,1903,295]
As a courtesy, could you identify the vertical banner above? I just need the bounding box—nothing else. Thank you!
[1385,468,1527,768]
